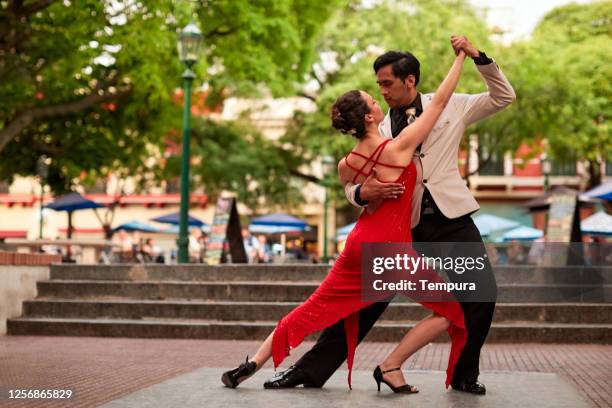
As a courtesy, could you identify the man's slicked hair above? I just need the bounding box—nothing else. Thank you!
[373,51,421,86]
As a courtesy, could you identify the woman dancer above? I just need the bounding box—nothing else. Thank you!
[222,49,468,393]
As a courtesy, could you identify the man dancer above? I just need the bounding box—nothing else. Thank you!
[264,36,515,394]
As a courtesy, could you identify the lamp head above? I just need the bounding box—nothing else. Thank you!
[178,22,203,66]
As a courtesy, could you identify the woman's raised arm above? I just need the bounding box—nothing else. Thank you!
[391,50,466,152]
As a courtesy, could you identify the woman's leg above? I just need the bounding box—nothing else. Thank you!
[222,330,275,388]
[251,331,274,369]
[379,313,450,386]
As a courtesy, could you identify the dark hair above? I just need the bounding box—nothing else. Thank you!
[330,90,370,139]
[373,51,420,86]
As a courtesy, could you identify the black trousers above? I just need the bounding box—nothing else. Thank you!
[293,207,497,387]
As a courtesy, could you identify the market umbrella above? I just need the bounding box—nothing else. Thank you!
[249,213,310,234]
[113,220,162,233]
[249,213,310,258]
[502,226,544,242]
[160,224,210,234]
[474,223,491,237]
[473,213,518,234]
[581,211,612,236]
[584,181,612,201]
[335,222,356,241]
[151,211,207,228]
[44,192,105,238]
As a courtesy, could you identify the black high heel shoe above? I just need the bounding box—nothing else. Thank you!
[373,365,419,394]
[221,356,258,388]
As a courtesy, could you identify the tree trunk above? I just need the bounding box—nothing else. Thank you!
[586,160,602,190]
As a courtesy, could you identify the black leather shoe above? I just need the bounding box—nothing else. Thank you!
[221,356,257,388]
[263,366,320,389]
[451,380,486,395]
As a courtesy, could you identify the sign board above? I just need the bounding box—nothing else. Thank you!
[541,190,584,266]
[204,197,247,264]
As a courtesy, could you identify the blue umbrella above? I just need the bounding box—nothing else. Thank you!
[44,192,105,238]
[160,224,210,234]
[249,213,310,234]
[44,192,105,212]
[335,222,356,241]
[584,181,612,201]
[151,211,207,228]
[113,220,162,233]
[581,211,612,236]
[473,214,520,233]
[475,223,491,237]
[502,226,544,242]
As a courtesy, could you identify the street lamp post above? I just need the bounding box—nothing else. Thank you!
[541,154,552,192]
[321,155,335,263]
[36,156,49,239]
[176,22,203,263]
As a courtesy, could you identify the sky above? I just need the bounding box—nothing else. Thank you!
[469,0,594,42]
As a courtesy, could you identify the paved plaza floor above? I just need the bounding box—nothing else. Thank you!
[0,336,609,407]
[101,368,592,408]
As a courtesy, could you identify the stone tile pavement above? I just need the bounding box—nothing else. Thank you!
[0,336,610,407]
[103,368,592,408]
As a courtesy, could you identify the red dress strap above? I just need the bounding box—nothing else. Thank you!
[370,140,405,170]
[345,140,388,184]
[343,157,369,181]
[371,139,391,165]
[351,147,402,168]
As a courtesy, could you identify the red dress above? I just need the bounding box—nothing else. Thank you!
[272,139,467,389]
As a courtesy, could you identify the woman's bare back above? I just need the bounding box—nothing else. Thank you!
[338,138,416,213]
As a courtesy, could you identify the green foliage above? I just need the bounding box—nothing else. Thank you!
[1,0,609,203]
[0,0,337,196]
[531,1,611,167]
[0,1,178,193]
[194,0,340,97]
[281,0,493,198]
[533,1,612,44]
[285,0,611,194]
[474,1,611,186]
[159,117,304,209]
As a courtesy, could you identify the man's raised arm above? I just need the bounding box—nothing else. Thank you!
[450,35,516,126]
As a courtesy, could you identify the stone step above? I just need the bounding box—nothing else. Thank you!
[36,280,612,303]
[7,317,611,343]
[22,299,612,324]
[50,264,612,285]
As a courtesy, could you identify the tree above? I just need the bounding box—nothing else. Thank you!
[280,0,493,199]
[474,1,612,188]
[0,0,338,195]
[157,117,304,210]
[531,1,611,189]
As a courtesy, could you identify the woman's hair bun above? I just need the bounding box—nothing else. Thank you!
[330,90,369,138]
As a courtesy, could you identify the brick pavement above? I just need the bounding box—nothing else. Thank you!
[0,336,610,408]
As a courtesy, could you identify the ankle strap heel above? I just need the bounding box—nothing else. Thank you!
[372,365,419,394]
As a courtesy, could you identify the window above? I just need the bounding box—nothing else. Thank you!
[86,179,108,194]
[166,178,180,193]
[478,135,504,176]
[550,160,577,176]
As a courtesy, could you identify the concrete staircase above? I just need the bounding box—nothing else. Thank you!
[7,264,612,343]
